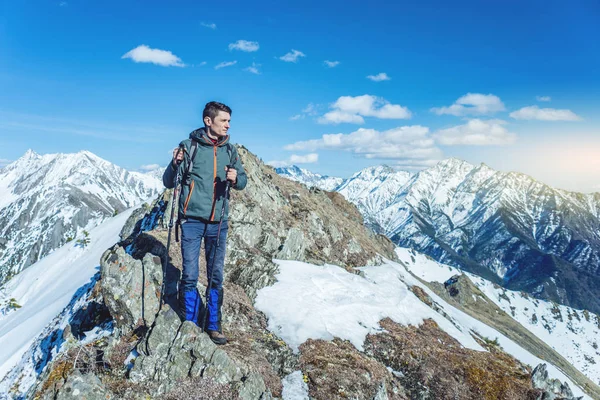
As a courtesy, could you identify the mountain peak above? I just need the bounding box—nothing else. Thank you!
[22,149,40,160]
[437,157,474,170]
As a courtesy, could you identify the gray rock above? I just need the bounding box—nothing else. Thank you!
[373,382,389,400]
[52,370,114,400]
[129,305,270,397]
[531,363,582,400]
[100,246,163,333]
[275,228,306,260]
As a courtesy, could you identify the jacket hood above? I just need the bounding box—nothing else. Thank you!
[189,127,230,147]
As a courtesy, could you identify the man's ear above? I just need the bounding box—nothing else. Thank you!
[204,116,212,126]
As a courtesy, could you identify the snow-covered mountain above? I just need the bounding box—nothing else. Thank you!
[275,165,343,191]
[277,159,600,315]
[336,165,412,232]
[0,150,163,284]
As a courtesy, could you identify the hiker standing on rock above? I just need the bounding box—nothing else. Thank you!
[163,101,247,345]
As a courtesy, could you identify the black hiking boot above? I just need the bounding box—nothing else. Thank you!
[207,330,227,345]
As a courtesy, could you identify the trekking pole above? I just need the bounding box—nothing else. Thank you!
[202,165,234,332]
[159,144,185,312]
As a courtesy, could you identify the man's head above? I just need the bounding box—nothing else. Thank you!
[203,101,232,138]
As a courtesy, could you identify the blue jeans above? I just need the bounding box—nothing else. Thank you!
[180,218,228,331]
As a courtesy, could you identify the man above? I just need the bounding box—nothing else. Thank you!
[163,101,247,345]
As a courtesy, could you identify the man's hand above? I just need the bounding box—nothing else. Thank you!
[225,166,237,183]
[172,147,184,167]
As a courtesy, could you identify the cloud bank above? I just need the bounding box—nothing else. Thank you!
[434,119,516,146]
[431,93,505,116]
[318,95,411,124]
[509,106,581,121]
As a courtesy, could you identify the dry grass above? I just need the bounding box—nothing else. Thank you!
[365,318,542,400]
[300,338,408,400]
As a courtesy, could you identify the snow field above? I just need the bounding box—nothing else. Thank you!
[256,256,591,399]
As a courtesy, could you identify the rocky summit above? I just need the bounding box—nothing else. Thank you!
[12,147,593,400]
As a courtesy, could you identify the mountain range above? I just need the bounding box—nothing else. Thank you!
[0,150,163,284]
[276,161,600,314]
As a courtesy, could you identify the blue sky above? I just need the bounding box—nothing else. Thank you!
[1,0,599,192]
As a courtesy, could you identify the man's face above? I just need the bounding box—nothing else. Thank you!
[205,111,231,138]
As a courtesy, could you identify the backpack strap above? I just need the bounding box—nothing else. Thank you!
[182,139,199,186]
[226,143,233,166]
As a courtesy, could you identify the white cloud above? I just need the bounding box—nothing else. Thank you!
[324,60,340,68]
[0,158,13,168]
[122,45,186,67]
[59,1,67,6]
[433,119,516,146]
[284,126,443,166]
[198,61,207,66]
[536,96,551,102]
[290,103,320,121]
[280,49,305,63]
[431,93,506,116]
[201,22,217,29]
[318,95,411,124]
[319,110,365,124]
[509,106,581,121]
[267,160,289,168]
[303,103,318,115]
[140,163,160,171]
[229,40,259,52]
[244,62,261,74]
[367,72,391,82]
[215,60,237,70]
[268,153,319,167]
[290,153,319,163]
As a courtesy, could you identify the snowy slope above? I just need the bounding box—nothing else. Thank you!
[0,150,163,284]
[275,165,344,191]
[395,247,600,386]
[0,208,135,381]
[255,257,591,399]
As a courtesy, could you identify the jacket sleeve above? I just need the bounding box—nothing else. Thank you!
[162,162,177,188]
[231,146,247,190]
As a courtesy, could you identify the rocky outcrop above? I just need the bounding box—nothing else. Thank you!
[43,370,115,400]
[101,248,163,332]
[532,364,582,400]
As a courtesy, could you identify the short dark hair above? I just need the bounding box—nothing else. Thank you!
[203,101,232,122]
